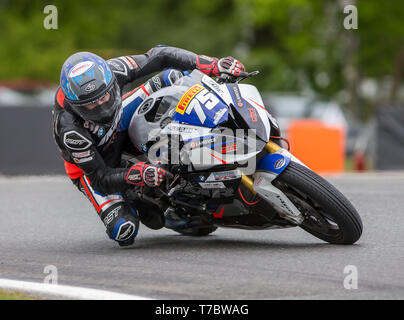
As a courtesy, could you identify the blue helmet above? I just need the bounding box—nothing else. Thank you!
[60,52,121,125]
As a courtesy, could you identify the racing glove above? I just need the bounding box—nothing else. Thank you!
[126,162,169,187]
[196,55,245,77]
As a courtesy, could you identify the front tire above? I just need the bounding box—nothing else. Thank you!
[273,161,363,244]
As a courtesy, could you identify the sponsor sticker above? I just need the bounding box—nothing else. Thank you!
[188,136,216,149]
[108,59,127,75]
[72,150,91,158]
[175,84,204,115]
[248,107,258,122]
[214,170,240,180]
[198,181,226,189]
[119,56,134,70]
[125,56,138,69]
[63,130,92,150]
[69,61,94,78]
[229,84,244,108]
[274,158,286,170]
[127,173,141,182]
[207,170,241,181]
[213,108,227,125]
[117,222,135,241]
[73,156,94,164]
[221,142,237,154]
[164,123,198,134]
[85,83,96,92]
[255,176,263,187]
[152,76,162,90]
[103,206,121,225]
[202,75,234,106]
[202,75,225,96]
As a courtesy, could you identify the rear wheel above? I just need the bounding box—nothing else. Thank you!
[272,162,362,244]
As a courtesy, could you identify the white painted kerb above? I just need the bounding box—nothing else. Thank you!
[0,279,151,300]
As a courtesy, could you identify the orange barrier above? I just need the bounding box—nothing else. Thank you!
[287,119,345,174]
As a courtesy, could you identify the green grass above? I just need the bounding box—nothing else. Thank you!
[0,289,39,300]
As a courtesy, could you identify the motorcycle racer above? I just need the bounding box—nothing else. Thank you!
[52,45,245,246]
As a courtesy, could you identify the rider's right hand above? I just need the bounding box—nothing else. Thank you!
[196,55,245,78]
[126,162,170,187]
[217,56,246,77]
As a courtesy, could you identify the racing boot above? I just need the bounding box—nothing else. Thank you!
[164,207,189,230]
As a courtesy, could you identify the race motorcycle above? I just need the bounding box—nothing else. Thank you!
[127,69,363,244]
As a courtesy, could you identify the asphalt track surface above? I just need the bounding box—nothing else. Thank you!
[0,172,403,300]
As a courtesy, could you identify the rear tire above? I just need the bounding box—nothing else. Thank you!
[172,226,218,237]
[273,161,362,244]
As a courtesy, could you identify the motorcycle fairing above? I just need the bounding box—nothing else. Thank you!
[252,150,305,224]
[252,169,304,225]
[226,83,271,142]
[256,152,291,175]
[201,75,234,107]
[128,70,269,169]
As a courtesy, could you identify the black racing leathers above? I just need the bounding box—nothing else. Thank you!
[52,45,200,195]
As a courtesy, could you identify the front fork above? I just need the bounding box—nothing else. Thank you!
[240,141,305,225]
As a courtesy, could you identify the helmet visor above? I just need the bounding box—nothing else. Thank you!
[70,84,121,124]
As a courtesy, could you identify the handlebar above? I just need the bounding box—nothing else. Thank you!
[216,70,260,84]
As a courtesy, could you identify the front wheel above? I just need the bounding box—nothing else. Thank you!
[272,162,363,244]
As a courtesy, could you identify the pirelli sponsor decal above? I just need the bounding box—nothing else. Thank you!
[175,84,204,115]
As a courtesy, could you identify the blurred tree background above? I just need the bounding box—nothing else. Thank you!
[1,0,403,121]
